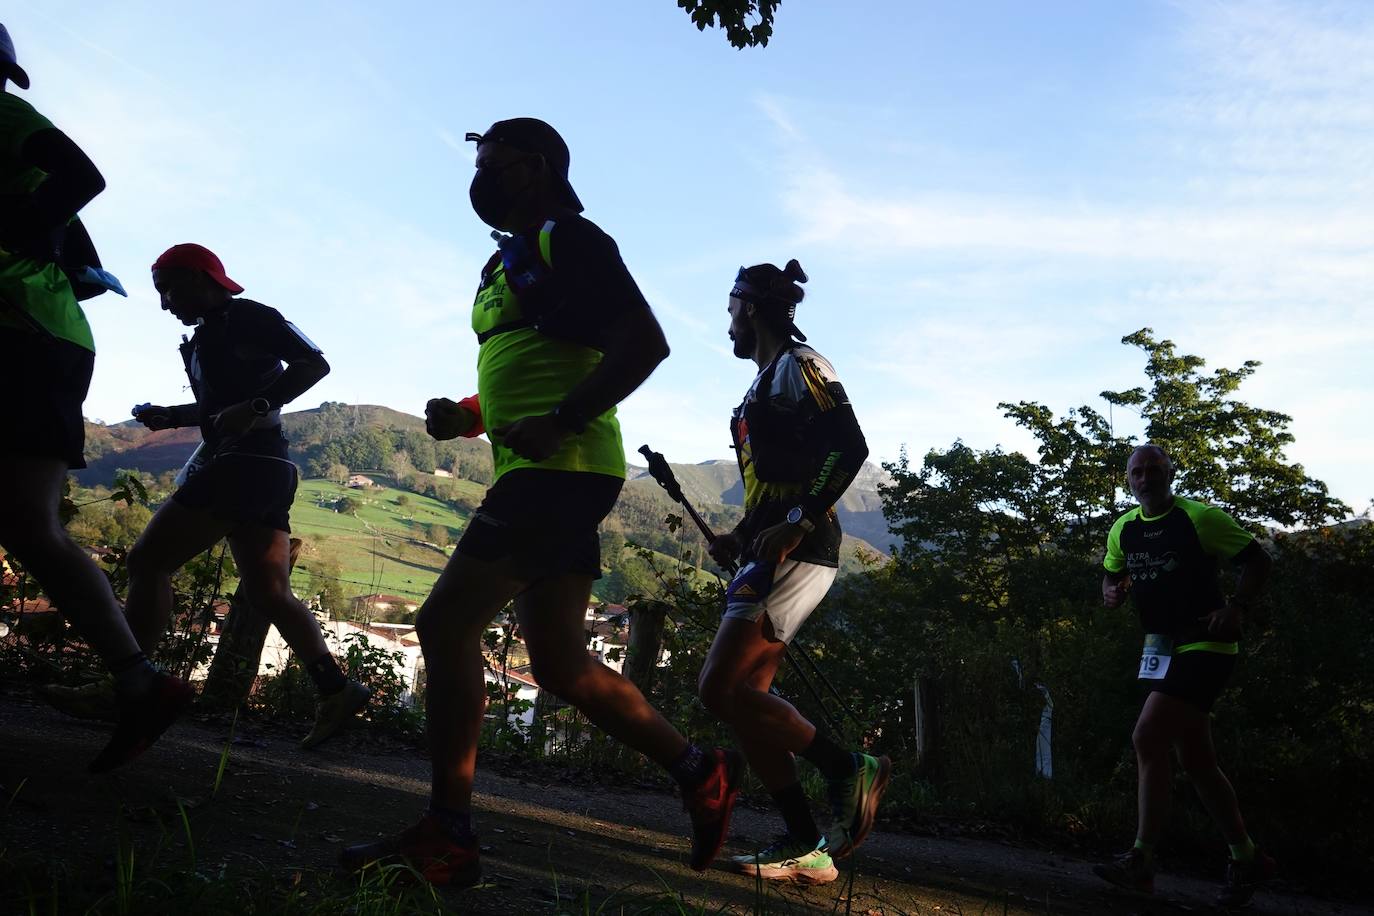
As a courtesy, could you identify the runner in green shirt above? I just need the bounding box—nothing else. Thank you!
[1093,444,1276,907]
[0,22,190,773]
[342,118,739,886]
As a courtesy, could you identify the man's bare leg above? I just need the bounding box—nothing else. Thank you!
[413,552,526,811]
[125,499,234,651]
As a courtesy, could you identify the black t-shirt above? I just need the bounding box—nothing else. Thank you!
[182,298,318,456]
[1104,497,1256,644]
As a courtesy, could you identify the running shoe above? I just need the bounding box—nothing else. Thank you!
[825,752,892,858]
[683,747,745,871]
[340,813,481,887]
[1215,850,1276,908]
[729,834,838,885]
[300,680,371,749]
[40,677,117,721]
[88,672,193,773]
[1092,848,1155,894]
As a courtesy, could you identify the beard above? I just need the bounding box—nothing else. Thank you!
[730,325,755,359]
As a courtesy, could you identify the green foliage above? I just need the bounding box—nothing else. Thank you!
[1096,328,1348,527]
[677,0,780,48]
[861,330,1370,877]
[341,632,425,738]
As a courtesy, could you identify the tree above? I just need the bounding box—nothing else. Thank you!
[1093,328,1348,528]
[677,0,781,48]
[326,462,350,486]
[873,329,1354,782]
[336,495,360,515]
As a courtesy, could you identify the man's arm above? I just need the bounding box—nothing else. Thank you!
[1227,540,1272,609]
[495,306,668,461]
[259,352,330,410]
[132,403,199,430]
[556,306,669,422]
[1102,569,1129,608]
[796,401,868,522]
[0,129,106,257]
[1197,540,1271,637]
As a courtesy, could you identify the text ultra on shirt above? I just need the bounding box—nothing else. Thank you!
[470,214,649,483]
[0,93,94,351]
[1103,496,1255,646]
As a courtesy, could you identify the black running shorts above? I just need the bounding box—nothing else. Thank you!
[0,332,94,469]
[456,469,622,582]
[172,452,299,533]
[1140,649,1237,714]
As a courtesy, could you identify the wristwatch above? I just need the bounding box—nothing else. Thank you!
[250,397,272,417]
[785,506,815,533]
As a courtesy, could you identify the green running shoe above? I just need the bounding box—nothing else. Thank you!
[1092,848,1155,894]
[825,752,892,858]
[40,677,118,722]
[730,835,838,885]
[300,680,371,749]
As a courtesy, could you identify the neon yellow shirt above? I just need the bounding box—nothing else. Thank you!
[471,215,649,483]
[0,93,95,352]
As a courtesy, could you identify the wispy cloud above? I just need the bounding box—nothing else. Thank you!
[746,2,1374,509]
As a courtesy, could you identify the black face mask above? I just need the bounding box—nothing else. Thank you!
[469,160,536,230]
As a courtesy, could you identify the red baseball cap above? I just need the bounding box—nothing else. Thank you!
[151,243,244,294]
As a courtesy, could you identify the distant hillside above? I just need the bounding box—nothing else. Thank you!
[79,402,900,558]
[625,457,898,554]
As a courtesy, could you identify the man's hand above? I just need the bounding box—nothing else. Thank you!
[751,522,805,564]
[1198,603,1243,640]
[425,398,476,441]
[132,403,175,431]
[709,530,743,567]
[1103,574,1131,609]
[491,413,568,462]
[212,400,257,438]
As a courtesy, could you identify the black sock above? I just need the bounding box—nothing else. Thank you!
[427,802,474,843]
[667,743,712,788]
[304,653,347,695]
[771,782,821,847]
[799,733,856,781]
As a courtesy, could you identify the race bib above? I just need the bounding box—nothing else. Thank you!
[174,441,209,488]
[1138,634,1173,680]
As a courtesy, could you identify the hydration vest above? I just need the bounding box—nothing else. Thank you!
[471,220,561,344]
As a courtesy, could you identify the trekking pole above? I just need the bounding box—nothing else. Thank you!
[637,444,859,739]
[637,445,736,575]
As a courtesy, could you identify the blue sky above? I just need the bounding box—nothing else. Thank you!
[7,1,1372,514]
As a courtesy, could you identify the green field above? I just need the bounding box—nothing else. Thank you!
[287,479,722,610]
[289,478,482,602]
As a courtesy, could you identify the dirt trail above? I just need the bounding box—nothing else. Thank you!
[1,695,1366,915]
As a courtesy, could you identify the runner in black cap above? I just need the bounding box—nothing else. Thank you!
[700,260,886,884]
[343,118,740,886]
[0,21,192,773]
[92,243,370,762]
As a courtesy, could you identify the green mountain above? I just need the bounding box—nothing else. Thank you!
[624,457,897,554]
